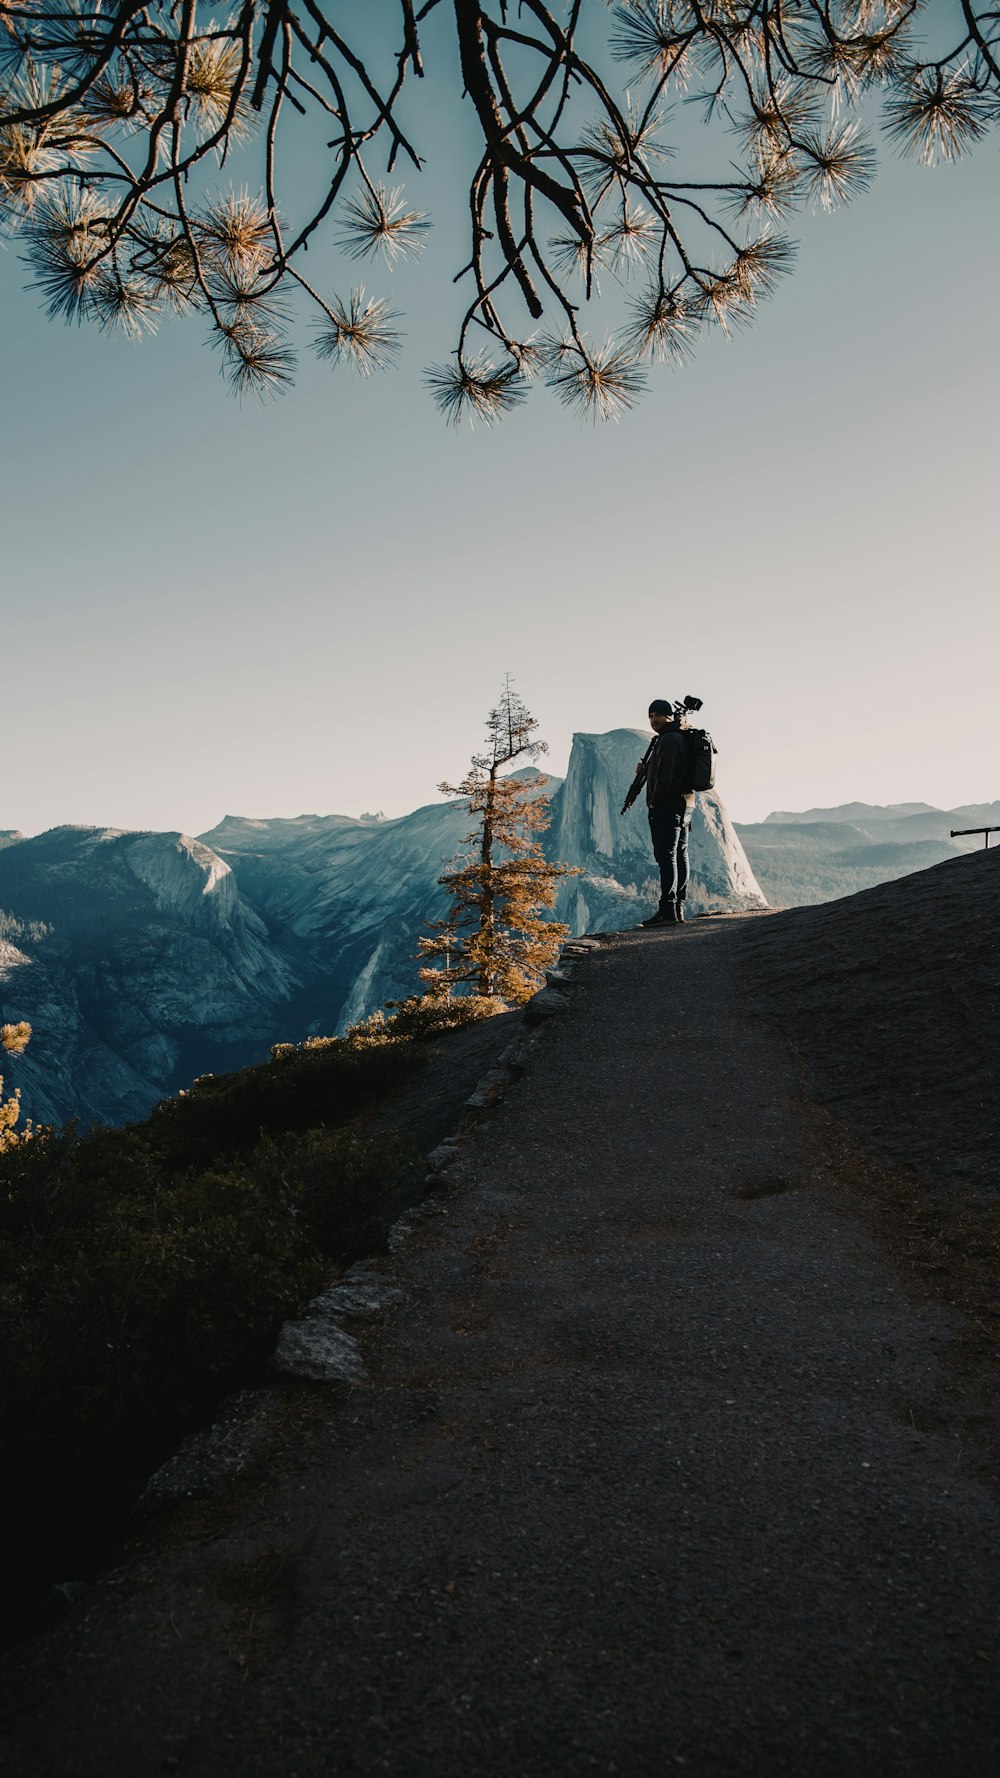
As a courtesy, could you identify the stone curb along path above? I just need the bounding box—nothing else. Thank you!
[3,919,999,1778]
[139,946,595,1511]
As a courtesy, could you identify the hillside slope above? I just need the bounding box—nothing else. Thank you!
[0,828,297,1126]
[3,881,999,1776]
[741,845,1000,1192]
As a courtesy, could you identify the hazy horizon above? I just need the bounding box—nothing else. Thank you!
[5,772,995,845]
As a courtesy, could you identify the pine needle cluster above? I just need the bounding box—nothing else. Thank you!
[313,288,403,377]
[0,0,995,415]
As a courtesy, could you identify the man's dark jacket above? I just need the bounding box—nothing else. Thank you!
[645,727,695,814]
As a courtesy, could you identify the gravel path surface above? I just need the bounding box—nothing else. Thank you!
[3,917,998,1778]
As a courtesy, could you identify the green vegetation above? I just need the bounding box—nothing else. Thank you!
[0,909,53,945]
[0,1020,453,1641]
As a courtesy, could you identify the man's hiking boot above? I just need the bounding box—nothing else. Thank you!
[640,912,669,928]
[676,904,686,923]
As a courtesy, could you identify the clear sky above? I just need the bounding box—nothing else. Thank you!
[2,9,997,836]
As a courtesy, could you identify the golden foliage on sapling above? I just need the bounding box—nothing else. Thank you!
[419,679,578,1004]
[0,1022,32,1151]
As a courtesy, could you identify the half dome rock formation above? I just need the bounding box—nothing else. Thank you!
[203,730,763,1043]
[548,729,766,932]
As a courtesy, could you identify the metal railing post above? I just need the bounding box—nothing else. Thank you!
[950,826,1000,849]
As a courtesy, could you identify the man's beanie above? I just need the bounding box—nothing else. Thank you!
[648,699,673,715]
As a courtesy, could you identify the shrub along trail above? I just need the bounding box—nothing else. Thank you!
[3,895,999,1777]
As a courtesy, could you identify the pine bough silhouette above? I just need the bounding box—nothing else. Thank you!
[1,0,996,417]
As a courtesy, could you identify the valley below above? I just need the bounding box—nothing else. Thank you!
[0,735,995,1130]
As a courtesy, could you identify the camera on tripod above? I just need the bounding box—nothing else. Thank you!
[676,694,702,720]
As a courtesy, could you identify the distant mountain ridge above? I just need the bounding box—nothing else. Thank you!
[763,801,939,825]
[735,799,1000,908]
[760,798,1000,836]
[198,730,764,1032]
[0,731,761,1128]
[3,764,995,1128]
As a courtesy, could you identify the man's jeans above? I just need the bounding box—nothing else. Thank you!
[648,807,690,915]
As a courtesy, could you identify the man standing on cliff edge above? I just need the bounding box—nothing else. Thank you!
[640,699,694,927]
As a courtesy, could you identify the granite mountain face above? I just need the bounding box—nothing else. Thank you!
[196,731,765,1045]
[546,729,763,932]
[2,730,989,1129]
[0,826,298,1127]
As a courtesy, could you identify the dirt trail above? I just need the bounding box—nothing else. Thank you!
[3,916,999,1778]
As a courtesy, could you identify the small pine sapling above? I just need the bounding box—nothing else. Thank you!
[419,679,578,1005]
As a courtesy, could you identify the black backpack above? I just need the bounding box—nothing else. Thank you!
[684,727,717,793]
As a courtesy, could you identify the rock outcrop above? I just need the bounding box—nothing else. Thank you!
[0,827,297,1127]
[548,728,765,932]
